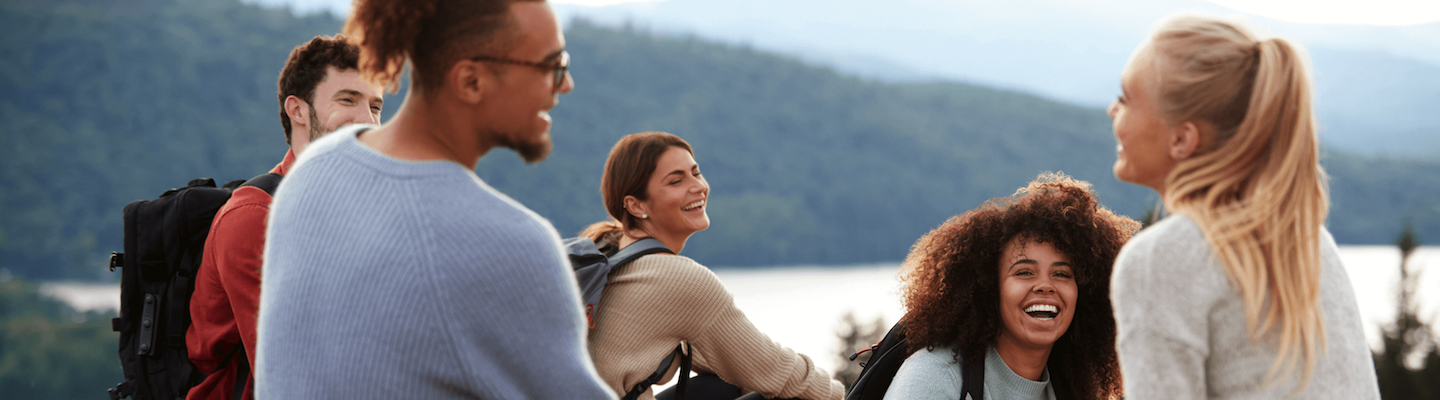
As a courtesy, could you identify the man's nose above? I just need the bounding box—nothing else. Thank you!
[558,71,575,94]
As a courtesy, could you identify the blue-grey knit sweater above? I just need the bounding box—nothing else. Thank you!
[255,125,615,399]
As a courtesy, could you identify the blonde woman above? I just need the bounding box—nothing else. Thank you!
[1106,16,1380,398]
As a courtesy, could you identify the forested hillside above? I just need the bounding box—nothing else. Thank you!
[2,0,1437,281]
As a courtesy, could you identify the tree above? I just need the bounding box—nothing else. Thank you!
[0,272,122,398]
[1373,220,1440,399]
[832,310,888,390]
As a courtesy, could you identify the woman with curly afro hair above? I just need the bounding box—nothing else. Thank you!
[884,173,1139,400]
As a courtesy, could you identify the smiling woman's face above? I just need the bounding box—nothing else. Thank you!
[995,236,1078,354]
[632,146,710,242]
[1108,44,1180,193]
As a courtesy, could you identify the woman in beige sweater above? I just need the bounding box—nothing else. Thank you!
[579,131,844,400]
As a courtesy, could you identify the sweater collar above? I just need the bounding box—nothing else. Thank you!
[985,346,1054,400]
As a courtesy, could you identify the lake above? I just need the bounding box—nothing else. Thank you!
[41,246,1440,376]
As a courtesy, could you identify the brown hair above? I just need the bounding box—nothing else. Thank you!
[342,0,541,94]
[899,172,1139,400]
[276,35,361,144]
[1148,16,1328,389]
[580,132,694,248]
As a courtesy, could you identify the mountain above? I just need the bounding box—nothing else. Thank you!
[550,0,1440,158]
[236,0,1440,157]
[1,0,1437,282]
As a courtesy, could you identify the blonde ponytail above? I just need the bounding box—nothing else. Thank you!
[1150,16,1328,391]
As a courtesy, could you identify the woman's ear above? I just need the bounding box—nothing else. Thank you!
[623,195,649,219]
[1168,121,1201,160]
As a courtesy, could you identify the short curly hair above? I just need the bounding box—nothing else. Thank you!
[276,35,361,144]
[898,172,1139,400]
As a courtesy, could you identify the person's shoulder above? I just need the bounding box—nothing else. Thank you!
[211,185,275,232]
[886,345,964,400]
[1118,214,1212,268]
[436,186,557,240]
[622,253,730,302]
[1131,214,1206,248]
[630,253,705,269]
[302,124,369,161]
[628,254,716,282]
[905,345,963,367]
[1112,213,1229,304]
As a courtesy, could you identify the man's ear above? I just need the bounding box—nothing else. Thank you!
[449,60,493,104]
[1168,121,1201,160]
[284,95,309,129]
[623,195,649,219]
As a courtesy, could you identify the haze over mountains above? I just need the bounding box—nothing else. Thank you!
[245,0,1440,157]
[247,0,1440,156]
[548,0,1440,158]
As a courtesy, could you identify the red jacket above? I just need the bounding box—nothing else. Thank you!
[186,150,294,400]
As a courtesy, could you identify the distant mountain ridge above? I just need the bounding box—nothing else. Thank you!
[240,0,1440,156]
[551,0,1440,158]
[1,0,1436,282]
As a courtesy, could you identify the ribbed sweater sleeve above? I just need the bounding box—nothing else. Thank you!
[588,254,843,400]
[256,126,614,400]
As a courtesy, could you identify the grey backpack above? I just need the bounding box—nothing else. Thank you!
[564,236,692,400]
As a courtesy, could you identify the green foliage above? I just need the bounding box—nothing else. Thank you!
[0,0,1437,281]
[0,276,122,398]
[0,0,343,280]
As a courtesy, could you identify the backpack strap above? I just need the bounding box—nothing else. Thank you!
[622,343,692,400]
[240,172,282,196]
[232,350,250,400]
[213,343,249,399]
[961,356,984,400]
[609,238,684,400]
[609,237,673,267]
[675,342,692,400]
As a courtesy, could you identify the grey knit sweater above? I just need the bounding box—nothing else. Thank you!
[1111,215,1380,399]
[255,125,614,399]
[884,346,1056,400]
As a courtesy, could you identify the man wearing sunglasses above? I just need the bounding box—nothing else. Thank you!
[255,1,609,399]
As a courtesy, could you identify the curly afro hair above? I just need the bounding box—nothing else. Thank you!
[898,172,1139,400]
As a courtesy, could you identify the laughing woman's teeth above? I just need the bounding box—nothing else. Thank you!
[1024,304,1058,320]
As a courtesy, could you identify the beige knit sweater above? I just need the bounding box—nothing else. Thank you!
[587,254,845,400]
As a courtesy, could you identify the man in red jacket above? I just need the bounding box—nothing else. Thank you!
[185,34,384,400]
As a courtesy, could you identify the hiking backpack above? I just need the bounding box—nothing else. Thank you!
[107,173,281,400]
[845,322,984,400]
[564,236,694,400]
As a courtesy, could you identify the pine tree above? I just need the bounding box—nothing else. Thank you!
[1374,220,1439,399]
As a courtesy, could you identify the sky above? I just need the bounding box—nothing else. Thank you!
[252,0,1440,26]
[1204,0,1440,25]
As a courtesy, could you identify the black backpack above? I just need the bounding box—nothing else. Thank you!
[844,322,984,400]
[564,236,694,400]
[107,173,281,400]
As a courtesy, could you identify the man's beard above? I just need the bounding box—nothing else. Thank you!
[496,130,552,164]
[307,105,329,142]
